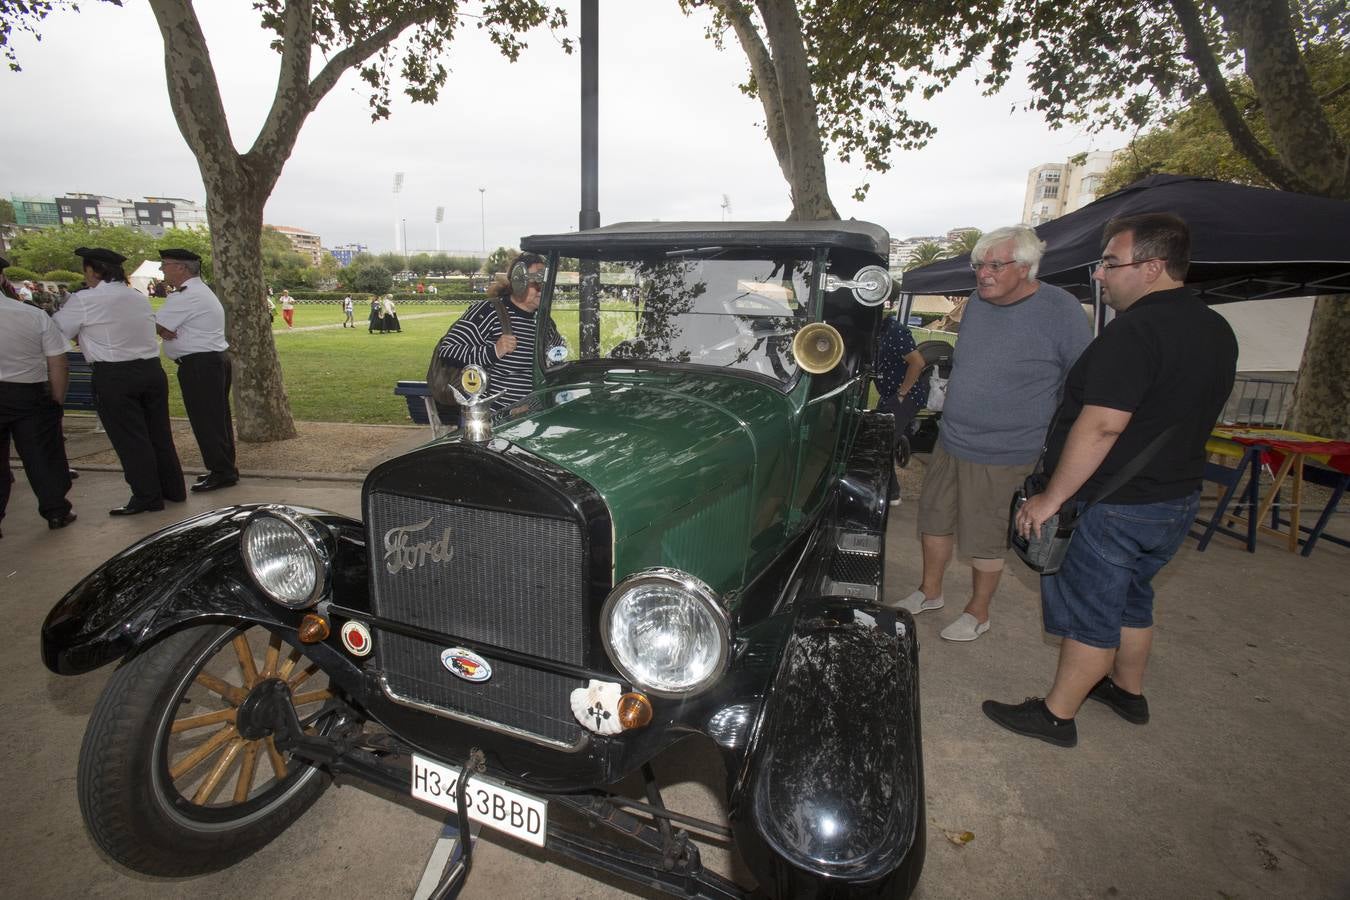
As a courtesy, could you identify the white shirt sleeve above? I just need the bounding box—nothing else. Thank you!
[52,300,83,340]
[156,293,189,332]
[41,314,67,356]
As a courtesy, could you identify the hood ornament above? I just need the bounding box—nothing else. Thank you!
[451,364,503,444]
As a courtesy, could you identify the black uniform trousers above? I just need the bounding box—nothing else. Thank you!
[0,381,73,523]
[177,351,237,479]
[91,358,185,504]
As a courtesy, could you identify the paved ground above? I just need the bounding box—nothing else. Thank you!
[2,447,1347,899]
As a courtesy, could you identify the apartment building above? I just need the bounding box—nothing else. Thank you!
[1022,149,1122,225]
[268,225,324,265]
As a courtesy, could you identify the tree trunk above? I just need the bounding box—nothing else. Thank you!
[1215,0,1350,199]
[1288,295,1350,440]
[757,0,836,220]
[205,186,297,442]
[710,0,837,220]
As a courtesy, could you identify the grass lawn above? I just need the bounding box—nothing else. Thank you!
[154,302,468,425]
[151,301,948,426]
[155,301,633,426]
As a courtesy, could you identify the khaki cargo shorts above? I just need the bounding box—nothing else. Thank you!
[917,442,1035,560]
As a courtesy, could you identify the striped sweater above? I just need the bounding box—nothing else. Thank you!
[432,298,559,410]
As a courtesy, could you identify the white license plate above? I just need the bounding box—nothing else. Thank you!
[410,754,548,848]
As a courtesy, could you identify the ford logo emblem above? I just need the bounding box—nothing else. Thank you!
[441,647,492,683]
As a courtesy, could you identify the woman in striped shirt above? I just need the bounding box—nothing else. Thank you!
[431,253,562,412]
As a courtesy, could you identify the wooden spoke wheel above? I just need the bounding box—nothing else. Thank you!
[77,624,349,877]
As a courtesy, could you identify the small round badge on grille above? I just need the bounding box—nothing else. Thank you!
[341,620,372,657]
[441,647,492,682]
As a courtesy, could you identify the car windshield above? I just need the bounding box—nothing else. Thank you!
[544,253,815,386]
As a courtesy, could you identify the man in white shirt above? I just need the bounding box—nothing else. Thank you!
[54,247,185,516]
[156,248,238,492]
[1,255,77,535]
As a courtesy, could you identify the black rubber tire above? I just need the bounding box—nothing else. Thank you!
[894,434,912,471]
[77,624,331,876]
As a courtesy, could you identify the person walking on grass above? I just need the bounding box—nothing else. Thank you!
[342,295,354,328]
[280,290,295,329]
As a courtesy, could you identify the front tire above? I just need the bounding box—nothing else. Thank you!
[77,624,339,876]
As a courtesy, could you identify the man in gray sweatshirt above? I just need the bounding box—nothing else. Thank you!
[894,225,1091,641]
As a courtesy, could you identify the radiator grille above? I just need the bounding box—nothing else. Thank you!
[378,631,585,746]
[367,491,588,744]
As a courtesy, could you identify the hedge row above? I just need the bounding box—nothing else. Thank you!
[281,291,481,305]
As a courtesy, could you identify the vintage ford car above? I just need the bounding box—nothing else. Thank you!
[42,221,924,898]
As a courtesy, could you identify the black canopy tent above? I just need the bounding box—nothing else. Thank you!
[900,175,1350,305]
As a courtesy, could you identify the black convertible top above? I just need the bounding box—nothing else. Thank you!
[521,220,890,258]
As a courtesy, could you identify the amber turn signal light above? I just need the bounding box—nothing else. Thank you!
[298,613,331,643]
[618,692,653,730]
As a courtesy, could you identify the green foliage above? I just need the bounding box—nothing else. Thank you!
[261,226,313,290]
[8,222,157,276]
[4,266,39,281]
[1101,43,1350,194]
[687,0,1347,200]
[155,227,215,280]
[42,269,83,284]
[905,242,947,271]
[946,229,982,258]
[347,263,394,294]
[483,246,517,274]
[0,198,15,224]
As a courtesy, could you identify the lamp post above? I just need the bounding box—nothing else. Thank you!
[393,172,404,254]
[478,187,486,259]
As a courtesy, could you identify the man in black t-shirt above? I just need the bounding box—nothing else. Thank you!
[983,213,1237,748]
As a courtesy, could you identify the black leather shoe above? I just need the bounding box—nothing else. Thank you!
[191,473,240,493]
[109,499,165,516]
[47,512,78,529]
[1087,676,1150,724]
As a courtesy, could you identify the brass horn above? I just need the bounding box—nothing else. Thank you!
[792,322,844,374]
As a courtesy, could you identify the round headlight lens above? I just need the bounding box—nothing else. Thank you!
[603,570,728,696]
[241,509,326,608]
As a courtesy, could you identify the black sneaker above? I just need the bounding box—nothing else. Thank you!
[982,697,1078,747]
[1088,676,1150,724]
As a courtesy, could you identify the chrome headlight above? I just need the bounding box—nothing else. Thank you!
[601,568,729,697]
[240,506,331,608]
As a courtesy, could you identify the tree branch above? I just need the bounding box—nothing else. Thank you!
[757,0,836,219]
[247,2,440,191]
[1168,0,1303,190]
[707,0,793,191]
[148,0,241,174]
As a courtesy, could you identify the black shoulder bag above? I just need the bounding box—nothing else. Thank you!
[1009,422,1180,575]
[427,297,513,413]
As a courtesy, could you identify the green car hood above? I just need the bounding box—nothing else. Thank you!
[495,374,795,592]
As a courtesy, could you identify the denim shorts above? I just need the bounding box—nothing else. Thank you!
[1041,492,1200,649]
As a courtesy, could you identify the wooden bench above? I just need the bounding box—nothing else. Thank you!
[394,381,454,438]
[64,350,104,432]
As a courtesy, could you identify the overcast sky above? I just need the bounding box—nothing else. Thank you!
[2,1,1126,255]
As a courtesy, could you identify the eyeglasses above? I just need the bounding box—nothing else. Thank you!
[1093,257,1162,273]
[969,259,1019,273]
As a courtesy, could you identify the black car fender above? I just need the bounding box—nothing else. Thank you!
[41,505,368,677]
[728,597,925,898]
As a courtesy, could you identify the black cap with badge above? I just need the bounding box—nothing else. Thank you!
[73,247,128,266]
[159,248,201,262]
[0,255,10,269]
